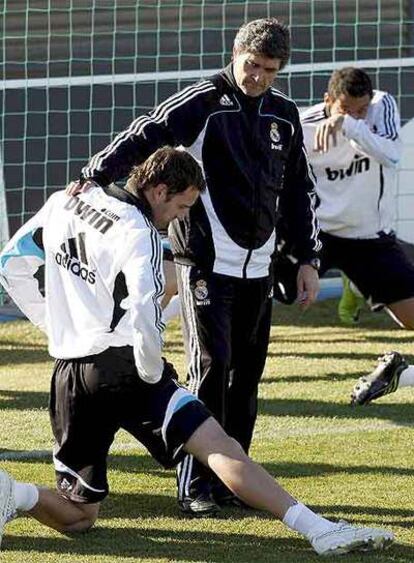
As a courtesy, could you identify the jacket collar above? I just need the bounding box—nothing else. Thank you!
[222,63,266,108]
[102,183,153,221]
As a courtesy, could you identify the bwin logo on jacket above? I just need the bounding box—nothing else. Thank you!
[55,233,96,284]
[326,154,370,181]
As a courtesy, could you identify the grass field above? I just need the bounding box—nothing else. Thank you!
[1,299,413,562]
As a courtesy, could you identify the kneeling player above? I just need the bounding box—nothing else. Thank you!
[0,148,393,556]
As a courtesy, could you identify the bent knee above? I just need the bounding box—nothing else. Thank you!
[60,513,98,534]
[59,503,99,534]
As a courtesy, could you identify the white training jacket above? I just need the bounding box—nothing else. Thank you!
[301,90,402,239]
[0,185,165,383]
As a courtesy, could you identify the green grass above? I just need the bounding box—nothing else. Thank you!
[1,299,414,562]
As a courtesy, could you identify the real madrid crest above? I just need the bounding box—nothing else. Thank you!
[270,122,280,143]
[194,279,210,304]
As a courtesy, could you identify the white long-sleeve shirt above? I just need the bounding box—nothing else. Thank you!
[0,185,165,383]
[301,90,402,239]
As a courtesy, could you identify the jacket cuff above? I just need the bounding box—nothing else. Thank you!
[342,114,359,139]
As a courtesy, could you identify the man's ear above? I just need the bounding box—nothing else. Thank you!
[323,92,331,106]
[152,183,168,202]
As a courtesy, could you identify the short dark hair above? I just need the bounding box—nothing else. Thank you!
[126,147,206,197]
[328,67,373,100]
[233,18,290,70]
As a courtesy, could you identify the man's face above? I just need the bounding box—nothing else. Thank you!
[232,49,281,97]
[325,92,372,119]
[152,185,199,229]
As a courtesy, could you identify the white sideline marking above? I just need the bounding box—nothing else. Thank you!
[0,420,411,461]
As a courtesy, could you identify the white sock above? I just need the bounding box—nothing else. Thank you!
[283,502,337,539]
[399,365,414,388]
[162,294,181,323]
[14,482,39,511]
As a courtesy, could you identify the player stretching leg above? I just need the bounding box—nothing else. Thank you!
[0,148,393,557]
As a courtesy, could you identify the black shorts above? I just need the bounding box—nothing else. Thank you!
[50,347,210,504]
[319,232,414,308]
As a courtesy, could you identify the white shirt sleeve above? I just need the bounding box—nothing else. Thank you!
[342,94,402,169]
[0,208,47,332]
[122,225,165,384]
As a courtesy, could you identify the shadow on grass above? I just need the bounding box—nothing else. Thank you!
[3,531,308,562]
[268,331,414,345]
[3,386,412,426]
[163,337,186,349]
[271,300,398,331]
[5,451,412,490]
[259,396,414,426]
[261,371,365,384]
[311,503,414,529]
[261,460,414,481]
[0,348,51,366]
[0,389,49,410]
[98,495,414,546]
[96,487,414,524]
[0,339,46,349]
[265,349,406,361]
[5,523,413,562]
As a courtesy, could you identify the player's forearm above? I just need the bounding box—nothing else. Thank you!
[124,231,166,384]
[80,134,149,185]
[343,115,402,168]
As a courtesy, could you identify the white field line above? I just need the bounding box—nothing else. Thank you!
[1,57,413,90]
[0,419,412,461]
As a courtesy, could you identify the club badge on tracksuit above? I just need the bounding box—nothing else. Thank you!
[194,279,210,306]
[270,122,282,151]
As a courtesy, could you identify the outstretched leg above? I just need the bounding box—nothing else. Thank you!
[185,417,394,556]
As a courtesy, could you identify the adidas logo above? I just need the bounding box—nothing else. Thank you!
[219,95,233,106]
[55,233,96,284]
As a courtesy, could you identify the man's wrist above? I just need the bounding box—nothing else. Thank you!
[342,114,359,138]
[80,177,100,188]
[299,258,320,271]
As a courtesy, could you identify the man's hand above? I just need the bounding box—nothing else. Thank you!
[65,179,98,196]
[296,264,320,311]
[314,113,344,153]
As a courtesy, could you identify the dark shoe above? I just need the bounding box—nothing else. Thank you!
[211,483,250,509]
[178,492,220,517]
[351,351,408,405]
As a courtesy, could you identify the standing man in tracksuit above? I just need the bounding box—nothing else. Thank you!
[77,18,321,516]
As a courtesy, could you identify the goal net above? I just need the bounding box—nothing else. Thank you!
[1,1,414,301]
